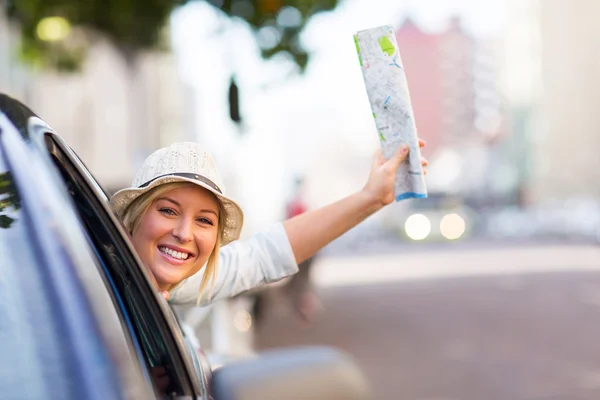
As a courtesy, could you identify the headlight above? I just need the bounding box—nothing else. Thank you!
[440,213,466,240]
[405,214,431,240]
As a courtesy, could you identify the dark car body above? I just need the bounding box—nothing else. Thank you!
[0,94,370,400]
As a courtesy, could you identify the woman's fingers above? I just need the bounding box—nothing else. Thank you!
[421,156,428,175]
[390,144,410,168]
[418,138,427,174]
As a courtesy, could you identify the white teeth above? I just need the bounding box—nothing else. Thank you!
[159,246,189,260]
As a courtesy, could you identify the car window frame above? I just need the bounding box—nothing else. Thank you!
[38,128,207,399]
[0,112,155,400]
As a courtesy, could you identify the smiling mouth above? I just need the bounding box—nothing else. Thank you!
[158,246,191,261]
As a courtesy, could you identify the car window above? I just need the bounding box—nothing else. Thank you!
[44,134,206,399]
[0,153,116,399]
[0,163,70,399]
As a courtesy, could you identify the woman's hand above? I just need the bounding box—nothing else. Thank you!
[362,139,428,207]
[283,138,427,264]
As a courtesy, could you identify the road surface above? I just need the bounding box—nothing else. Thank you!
[255,243,600,400]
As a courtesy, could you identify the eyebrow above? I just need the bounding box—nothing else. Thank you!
[157,196,219,216]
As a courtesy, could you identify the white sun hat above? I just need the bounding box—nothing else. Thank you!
[110,142,244,244]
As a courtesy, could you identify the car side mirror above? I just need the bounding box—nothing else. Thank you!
[211,346,371,400]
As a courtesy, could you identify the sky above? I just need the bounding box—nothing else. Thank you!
[170,0,507,233]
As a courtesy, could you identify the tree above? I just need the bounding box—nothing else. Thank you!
[3,0,340,72]
[4,0,340,126]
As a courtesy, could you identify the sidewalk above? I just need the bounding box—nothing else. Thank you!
[313,243,600,288]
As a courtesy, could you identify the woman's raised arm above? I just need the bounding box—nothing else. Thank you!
[168,141,427,304]
[284,142,425,264]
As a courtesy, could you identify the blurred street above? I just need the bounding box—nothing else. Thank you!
[4,1,600,399]
[256,242,600,400]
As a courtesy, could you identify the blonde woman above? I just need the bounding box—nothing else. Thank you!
[110,140,427,305]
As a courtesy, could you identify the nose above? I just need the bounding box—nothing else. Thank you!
[172,218,193,243]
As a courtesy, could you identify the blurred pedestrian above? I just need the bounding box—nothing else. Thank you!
[283,176,322,326]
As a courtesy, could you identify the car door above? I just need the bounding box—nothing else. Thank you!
[37,121,210,399]
[0,110,155,400]
[0,92,210,399]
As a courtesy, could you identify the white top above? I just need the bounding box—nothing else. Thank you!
[168,223,298,305]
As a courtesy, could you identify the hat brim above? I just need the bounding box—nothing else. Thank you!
[109,175,244,245]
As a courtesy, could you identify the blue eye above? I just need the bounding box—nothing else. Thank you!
[197,217,214,226]
[159,207,176,215]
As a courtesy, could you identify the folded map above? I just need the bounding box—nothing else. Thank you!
[354,25,427,201]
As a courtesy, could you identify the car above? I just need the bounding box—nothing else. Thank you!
[398,192,476,242]
[0,93,371,400]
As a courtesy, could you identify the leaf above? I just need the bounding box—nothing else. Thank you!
[0,214,15,229]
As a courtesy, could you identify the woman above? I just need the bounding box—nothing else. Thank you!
[110,140,427,305]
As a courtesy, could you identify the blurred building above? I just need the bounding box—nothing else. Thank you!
[395,17,504,197]
[1,13,194,193]
[535,0,600,202]
[396,16,484,155]
[497,0,542,206]
[26,40,195,193]
[394,18,445,156]
[503,0,600,204]
[0,12,31,101]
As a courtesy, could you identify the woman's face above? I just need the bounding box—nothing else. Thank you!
[131,184,220,291]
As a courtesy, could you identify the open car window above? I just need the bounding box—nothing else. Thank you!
[42,133,207,399]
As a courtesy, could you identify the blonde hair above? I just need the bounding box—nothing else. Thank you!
[121,182,224,304]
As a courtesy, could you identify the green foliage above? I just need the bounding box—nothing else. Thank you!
[0,171,20,229]
[4,0,340,71]
[218,0,338,70]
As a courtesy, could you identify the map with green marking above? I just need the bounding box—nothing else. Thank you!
[354,25,427,201]
[378,36,395,56]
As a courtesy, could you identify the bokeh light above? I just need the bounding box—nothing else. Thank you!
[405,214,431,241]
[36,16,71,42]
[440,213,466,240]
